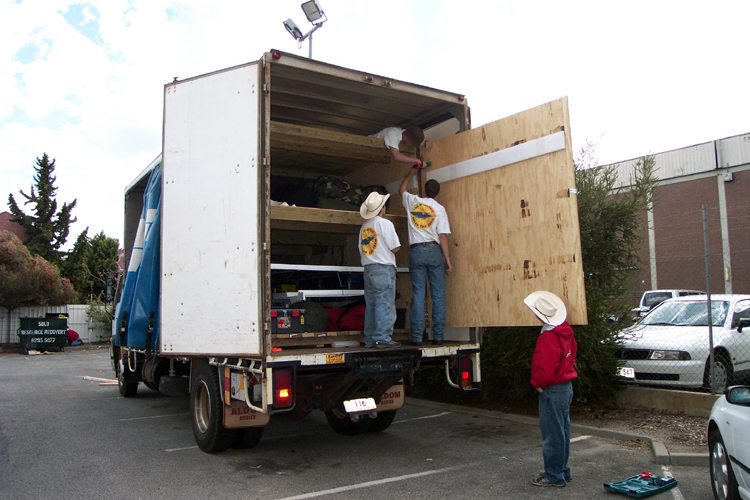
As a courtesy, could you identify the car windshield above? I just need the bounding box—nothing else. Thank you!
[643,292,672,308]
[641,300,729,327]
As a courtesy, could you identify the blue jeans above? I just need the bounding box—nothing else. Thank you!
[408,244,445,342]
[538,381,573,484]
[363,264,397,346]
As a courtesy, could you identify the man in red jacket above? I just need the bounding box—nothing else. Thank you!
[525,290,577,487]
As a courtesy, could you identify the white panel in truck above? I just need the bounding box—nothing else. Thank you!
[160,63,262,355]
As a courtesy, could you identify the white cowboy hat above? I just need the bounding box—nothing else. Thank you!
[523,291,567,326]
[360,191,390,220]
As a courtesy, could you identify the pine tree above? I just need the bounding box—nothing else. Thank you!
[7,153,78,266]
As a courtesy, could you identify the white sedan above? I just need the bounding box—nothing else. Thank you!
[708,386,750,500]
[617,295,750,393]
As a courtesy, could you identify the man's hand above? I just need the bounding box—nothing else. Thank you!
[536,387,543,393]
[444,261,452,275]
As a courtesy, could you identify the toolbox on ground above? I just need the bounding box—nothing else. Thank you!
[270,309,305,334]
[604,473,678,498]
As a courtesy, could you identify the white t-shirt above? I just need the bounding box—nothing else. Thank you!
[370,127,403,150]
[359,216,400,267]
[402,191,451,245]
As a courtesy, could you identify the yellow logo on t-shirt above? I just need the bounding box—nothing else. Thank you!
[410,203,436,229]
[361,227,378,256]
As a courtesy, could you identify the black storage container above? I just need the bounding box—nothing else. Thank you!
[271,309,305,334]
[18,317,68,354]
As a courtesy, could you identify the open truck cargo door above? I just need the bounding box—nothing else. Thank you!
[160,62,264,356]
[402,98,586,328]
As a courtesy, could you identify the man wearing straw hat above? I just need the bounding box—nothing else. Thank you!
[358,191,402,348]
[524,290,578,487]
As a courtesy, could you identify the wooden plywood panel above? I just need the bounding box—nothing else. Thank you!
[433,98,586,327]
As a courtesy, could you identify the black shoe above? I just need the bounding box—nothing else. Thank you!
[375,340,401,349]
[433,340,443,346]
[410,340,423,346]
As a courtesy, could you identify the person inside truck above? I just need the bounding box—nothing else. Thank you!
[370,125,432,167]
[524,290,577,487]
[398,166,452,346]
[358,191,402,349]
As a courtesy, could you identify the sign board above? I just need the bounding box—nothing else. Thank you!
[18,317,67,351]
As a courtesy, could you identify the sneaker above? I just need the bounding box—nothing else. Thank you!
[364,343,376,348]
[432,340,443,346]
[532,476,566,487]
[375,340,401,349]
[539,472,572,483]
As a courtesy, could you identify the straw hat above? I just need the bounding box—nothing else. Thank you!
[523,291,567,326]
[360,191,390,219]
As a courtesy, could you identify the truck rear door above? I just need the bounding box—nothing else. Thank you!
[160,62,264,355]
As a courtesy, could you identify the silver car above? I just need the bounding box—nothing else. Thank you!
[617,295,750,393]
[708,385,750,500]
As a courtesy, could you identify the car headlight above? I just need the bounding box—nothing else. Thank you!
[649,350,691,361]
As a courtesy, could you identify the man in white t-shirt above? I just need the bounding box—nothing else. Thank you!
[358,191,402,348]
[370,126,432,167]
[399,166,452,346]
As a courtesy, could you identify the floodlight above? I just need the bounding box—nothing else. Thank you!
[301,0,325,22]
[284,18,304,40]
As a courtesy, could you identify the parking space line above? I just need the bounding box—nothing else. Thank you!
[274,465,463,500]
[120,413,189,421]
[393,411,452,424]
[660,466,685,500]
[165,445,198,452]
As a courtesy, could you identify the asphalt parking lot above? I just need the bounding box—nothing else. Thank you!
[0,347,713,499]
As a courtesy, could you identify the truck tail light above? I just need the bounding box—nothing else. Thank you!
[274,369,293,409]
[460,357,472,388]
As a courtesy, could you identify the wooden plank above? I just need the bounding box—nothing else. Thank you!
[432,98,587,327]
[270,205,407,229]
[271,330,409,347]
[271,121,396,162]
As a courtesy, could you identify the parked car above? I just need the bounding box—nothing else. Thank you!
[631,289,705,319]
[617,295,750,393]
[707,385,750,500]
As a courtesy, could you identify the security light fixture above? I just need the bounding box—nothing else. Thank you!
[282,0,328,58]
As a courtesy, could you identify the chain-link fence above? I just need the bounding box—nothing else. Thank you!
[616,295,750,393]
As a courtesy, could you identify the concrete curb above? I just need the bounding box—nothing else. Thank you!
[406,398,708,467]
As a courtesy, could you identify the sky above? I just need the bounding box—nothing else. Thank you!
[2,0,749,249]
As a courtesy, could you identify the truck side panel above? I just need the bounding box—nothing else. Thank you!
[161,63,263,355]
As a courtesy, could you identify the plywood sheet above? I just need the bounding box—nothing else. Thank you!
[431,98,586,327]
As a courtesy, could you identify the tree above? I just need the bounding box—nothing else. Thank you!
[0,230,76,313]
[7,153,80,266]
[85,231,120,299]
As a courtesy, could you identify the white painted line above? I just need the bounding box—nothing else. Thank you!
[661,466,685,500]
[275,466,461,500]
[119,413,189,421]
[392,411,452,424]
[165,445,198,453]
[570,435,592,443]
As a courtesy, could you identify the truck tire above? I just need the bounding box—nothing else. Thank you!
[191,362,236,453]
[367,410,397,432]
[232,427,264,450]
[118,351,138,398]
[325,408,372,435]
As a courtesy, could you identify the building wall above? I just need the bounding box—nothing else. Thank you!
[609,132,750,307]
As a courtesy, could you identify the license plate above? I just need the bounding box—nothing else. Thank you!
[618,367,635,379]
[343,397,376,413]
[326,353,345,364]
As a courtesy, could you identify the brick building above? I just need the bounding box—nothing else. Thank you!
[606,133,750,306]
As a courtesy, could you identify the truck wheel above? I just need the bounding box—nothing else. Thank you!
[325,408,372,435]
[232,427,264,450]
[367,410,397,432]
[118,351,138,398]
[191,362,236,453]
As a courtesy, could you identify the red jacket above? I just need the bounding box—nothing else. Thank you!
[530,321,577,389]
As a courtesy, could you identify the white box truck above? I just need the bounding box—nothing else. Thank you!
[112,49,587,453]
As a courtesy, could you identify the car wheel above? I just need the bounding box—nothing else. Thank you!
[325,407,372,435]
[367,410,397,432]
[190,362,236,453]
[709,428,740,500]
[704,353,731,393]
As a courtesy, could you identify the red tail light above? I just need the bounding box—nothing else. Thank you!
[274,369,293,409]
[460,357,472,388]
